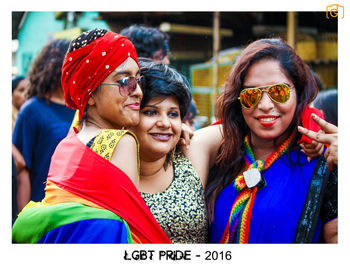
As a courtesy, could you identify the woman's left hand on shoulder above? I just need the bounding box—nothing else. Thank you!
[178,123,194,150]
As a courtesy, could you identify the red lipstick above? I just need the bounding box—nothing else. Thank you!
[256,115,279,127]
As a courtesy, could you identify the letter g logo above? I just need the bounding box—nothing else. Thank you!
[326,4,344,19]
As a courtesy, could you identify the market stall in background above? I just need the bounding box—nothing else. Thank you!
[12,11,338,127]
[190,31,337,126]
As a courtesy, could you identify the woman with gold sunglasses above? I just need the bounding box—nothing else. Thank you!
[206,38,337,244]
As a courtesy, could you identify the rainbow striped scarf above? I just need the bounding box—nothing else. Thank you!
[220,133,295,243]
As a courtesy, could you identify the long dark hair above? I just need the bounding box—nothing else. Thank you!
[27,39,70,99]
[205,38,319,221]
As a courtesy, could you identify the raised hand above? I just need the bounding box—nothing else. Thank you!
[298,113,338,171]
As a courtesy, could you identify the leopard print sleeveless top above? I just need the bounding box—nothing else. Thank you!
[140,152,208,243]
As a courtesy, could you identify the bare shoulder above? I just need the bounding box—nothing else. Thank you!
[189,124,223,155]
[194,123,222,137]
[112,132,138,163]
[110,132,139,189]
[115,131,138,149]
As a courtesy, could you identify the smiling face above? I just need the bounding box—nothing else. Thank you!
[131,96,182,161]
[241,59,297,144]
[87,57,142,129]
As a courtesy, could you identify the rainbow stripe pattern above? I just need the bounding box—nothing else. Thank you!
[13,201,133,243]
[220,133,295,244]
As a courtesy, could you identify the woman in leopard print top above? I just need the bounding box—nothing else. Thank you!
[130,60,223,243]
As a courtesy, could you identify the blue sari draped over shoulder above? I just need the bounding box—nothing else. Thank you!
[210,149,332,243]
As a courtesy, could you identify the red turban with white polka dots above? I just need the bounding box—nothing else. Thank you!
[61,29,139,119]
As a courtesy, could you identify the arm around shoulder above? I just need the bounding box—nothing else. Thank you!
[186,124,223,186]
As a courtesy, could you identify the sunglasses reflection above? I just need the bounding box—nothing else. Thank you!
[239,83,291,108]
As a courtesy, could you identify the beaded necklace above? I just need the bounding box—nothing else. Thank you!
[220,132,296,244]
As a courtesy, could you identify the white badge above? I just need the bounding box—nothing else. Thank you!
[243,168,262,188]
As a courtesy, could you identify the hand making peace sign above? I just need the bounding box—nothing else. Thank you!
[298,113,338,171]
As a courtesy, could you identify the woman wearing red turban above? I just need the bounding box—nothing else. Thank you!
[12,29,171,244]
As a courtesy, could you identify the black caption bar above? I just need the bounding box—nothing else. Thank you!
[123,250,232,261]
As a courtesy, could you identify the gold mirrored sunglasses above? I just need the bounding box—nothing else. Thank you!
[238,83,292,108]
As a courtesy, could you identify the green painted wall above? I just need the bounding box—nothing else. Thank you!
[16,12,110,75]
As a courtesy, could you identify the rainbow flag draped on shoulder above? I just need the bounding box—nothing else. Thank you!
[12,129,171,244]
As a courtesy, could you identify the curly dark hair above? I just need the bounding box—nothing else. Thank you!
[27,39,70,99]
[120,24,169,60]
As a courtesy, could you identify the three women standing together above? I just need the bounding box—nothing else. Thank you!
[12,29,337,244]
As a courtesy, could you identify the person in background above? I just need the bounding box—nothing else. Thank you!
[12,75,28,130]
[206,38,337,244]
[312,71,324,92]
[12,75,29,219]
[184,99,199,131]
[12,39,76,204]
[311,70,338,127]
[12,29,170,244]
[313,89,338,127]
[12,157,18,224]
[120,24,170,65]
